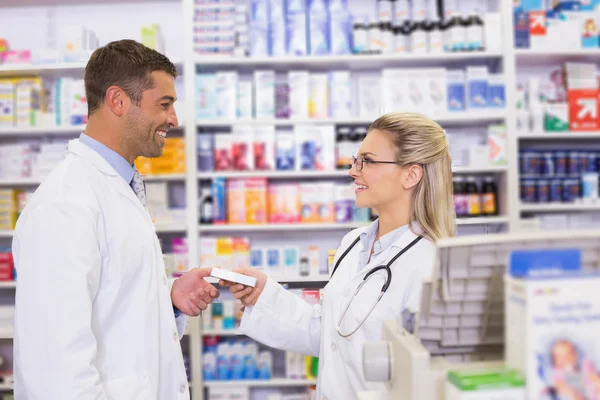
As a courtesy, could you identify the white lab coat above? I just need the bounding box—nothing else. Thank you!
[240,222,437,400]
[12,139,189,400]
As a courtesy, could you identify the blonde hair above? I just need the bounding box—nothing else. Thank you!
[369,112,456,241]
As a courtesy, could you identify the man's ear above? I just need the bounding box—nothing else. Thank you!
[403,164,423,190]
[105,86,129,117]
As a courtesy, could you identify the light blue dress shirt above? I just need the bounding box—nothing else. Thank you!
[79,133,181,317]
[357,220,410,273]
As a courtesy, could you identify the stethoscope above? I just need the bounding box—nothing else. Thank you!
[331,234,423,337]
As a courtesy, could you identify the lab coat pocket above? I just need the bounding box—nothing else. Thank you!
[102,372,154,400]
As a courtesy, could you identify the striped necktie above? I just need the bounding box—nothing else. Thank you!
[130,170,146,207]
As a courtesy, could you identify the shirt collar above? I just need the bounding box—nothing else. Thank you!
[79,133,136,184]
[359,219,410,255]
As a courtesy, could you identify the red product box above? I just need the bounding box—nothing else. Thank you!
[529,11,547,36]
[0,253,13,281]
[302,289,320,306]
[568,89,600,131]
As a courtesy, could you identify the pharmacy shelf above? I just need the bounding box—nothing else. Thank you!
[519,131,600,140]
[456,216,509,225]
[202,329,243,336]
[0,282,16,289]
[193,51,503,69]
[0,177,42,186]
[452,165,508,174]
[204,379,317,388]
[0,331,13,339]
[0,61,88,76]
[198,166,507,180]
[199,170,349,179]
[515,48,600,65]
[199,217,508,233]
[0,231,13,238]
[143,173,186,182]
[199,223,365,233]
[0,125,86,137]
[155,224,187,234]
[0,383,12,391]
[520,203,600,213]
[196,111,507,128]
[277,275,330,283]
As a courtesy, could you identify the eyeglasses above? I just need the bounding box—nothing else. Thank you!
[351,156,401,172]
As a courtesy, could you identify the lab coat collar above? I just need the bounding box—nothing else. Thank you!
[352,221,424,279]
[68,139,149,215]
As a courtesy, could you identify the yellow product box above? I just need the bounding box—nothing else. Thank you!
[15,77,43,128]
[0,78,15,127]
[227,179,246,224]
[215,237,234,270]
[244,178,267,224]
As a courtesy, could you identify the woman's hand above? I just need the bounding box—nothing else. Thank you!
[219,267,268,307]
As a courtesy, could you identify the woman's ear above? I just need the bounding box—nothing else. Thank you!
[403,164,423,190]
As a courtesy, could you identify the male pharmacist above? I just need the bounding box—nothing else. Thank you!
[12,40,218,399]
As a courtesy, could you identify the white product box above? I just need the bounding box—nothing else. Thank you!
[216,71,238,120]
[196,73,217,120]
[237,80,253,119]
[254,70,275,119]
[289,71,309,119]
[403,69,428,112]
[506,274,600,400]
[382,68,408,114]
[210,267,256,287]
[358,76,382,118]
[309,73,329,119]
[423,68,448,116]
[329,71,352,118]
[316,125,336,171]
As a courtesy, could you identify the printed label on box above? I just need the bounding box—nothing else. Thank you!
[568,89,599,131]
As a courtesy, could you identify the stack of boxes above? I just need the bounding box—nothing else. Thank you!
[514,0,600,50]
[0,252,14,282]
[517,62,600,133]
[135,137,186,175]
[0,78,43,128]
[0,189,28,232]
[192,1,239,56]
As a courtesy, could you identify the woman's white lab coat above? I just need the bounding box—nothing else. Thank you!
[12,139,189,399]
[240,223,436,400]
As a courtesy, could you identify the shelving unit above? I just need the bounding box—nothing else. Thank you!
[0,125,86,137]
[204,379,317,389]
[520,203,600,213]
[196,110,507,127]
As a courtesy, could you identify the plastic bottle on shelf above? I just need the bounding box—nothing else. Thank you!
[457,13,471,52]
[352,16,368,54]
[466,11,484,51]
[258,351,273,379]
[336,126,352,169]
[368,19,383,53]
[299,256,310,276]
[381,22,394,53]
[453,176,468,218]
[199,186,213,224]
[377,0,393,23]
[410,20,427,53]
[481,176,498,216]
[465,176,481,217]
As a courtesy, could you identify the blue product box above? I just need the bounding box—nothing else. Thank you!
[196,73,217,120]
[286,11,309,55]
[518,0,545,10]
[514,11,531,49]
[488,77,506,108]
[581,0,600,10]
[308,0,330,55]
[270,0,287,56]
[581,11,600,48]
[509,249,581,278]
[467,67,489,109]
[447,71,466,112]
[552,0,581,11]
[211,177,226,224]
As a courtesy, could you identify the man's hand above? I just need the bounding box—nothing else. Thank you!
[219,267,267,307]
[171,268,219,316]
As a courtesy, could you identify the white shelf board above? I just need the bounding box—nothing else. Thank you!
[0,331,13,339]
[0,231,13,238]
[0,178,42,186]
[515,48,600,65]
[199,223,364,233]
[0,62,88,76]
[198,166,507,180]
[204,379,317,388]
[143,173,186,182]
[0,282,16,289]
[519,131,600,139]
[154,224,187,234]
[277,275,330,283]
[199,170,349,179]
[520,202,600,213]
[196,111,506,128]
[199,218,507,233]
[194,51,503,68]
[0,383,12,391]
[202,329,244,336]
[0,125,85,137]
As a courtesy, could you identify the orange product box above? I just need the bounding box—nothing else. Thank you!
[227,179,246,224]
[268,184,300,223]
[244,178,267,224]
[232,237,251,270]
[134,157,152,175]
[568,89,600,131]
[529,11,547,36]
[300,183,320,223]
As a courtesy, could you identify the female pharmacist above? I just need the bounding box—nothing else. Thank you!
[220,112,456,399]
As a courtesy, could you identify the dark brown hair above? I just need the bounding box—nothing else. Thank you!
[84,39,178,116]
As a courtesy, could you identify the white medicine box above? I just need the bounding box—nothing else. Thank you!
[505,274,600,400]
